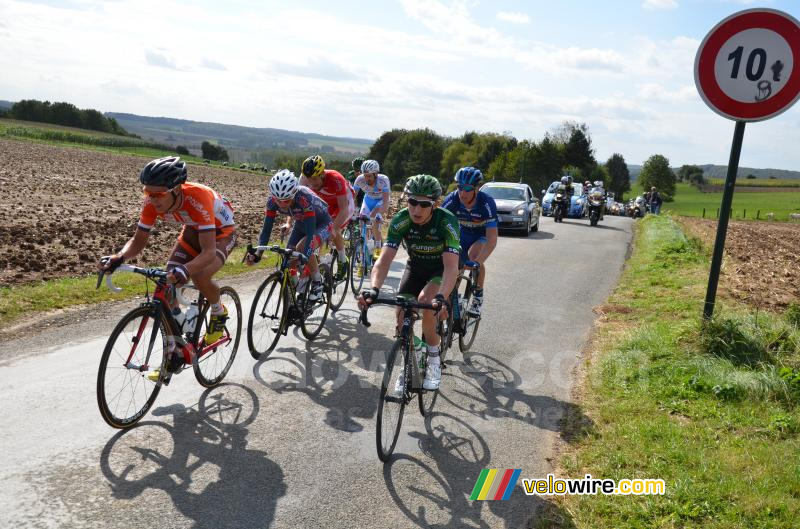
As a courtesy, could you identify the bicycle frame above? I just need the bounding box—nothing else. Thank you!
[359,297,438,395]
[108,266,232,372]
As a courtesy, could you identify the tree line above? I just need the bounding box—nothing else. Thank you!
[363,122,634,199]
[5,99,134,136]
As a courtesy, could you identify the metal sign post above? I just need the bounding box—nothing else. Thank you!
[694,8,800,320]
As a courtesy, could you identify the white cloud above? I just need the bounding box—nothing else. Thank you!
[638,83,697,103]
[145,50,181,70]
[496,11,530,24]
[642,0,678,10]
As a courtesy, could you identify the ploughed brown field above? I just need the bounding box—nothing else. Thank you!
[680,217,800,311]
[0,138,401,287]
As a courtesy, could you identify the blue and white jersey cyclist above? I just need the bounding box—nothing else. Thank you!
[352,159,391,261]
[441,166,498,317]
[245,169,332,301]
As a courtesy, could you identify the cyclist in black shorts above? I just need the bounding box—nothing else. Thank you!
[358,174,460,391]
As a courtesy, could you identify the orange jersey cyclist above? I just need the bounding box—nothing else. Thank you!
[97,156,237,370]
[299,155,354,280]
[245,169,332,301]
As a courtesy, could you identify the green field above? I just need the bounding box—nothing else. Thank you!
[666,182,800,221]
[708,178,800,188]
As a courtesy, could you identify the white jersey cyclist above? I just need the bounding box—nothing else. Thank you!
[353,172,391,219]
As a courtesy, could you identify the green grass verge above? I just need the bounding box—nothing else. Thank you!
[666,182,800,221]
[0,246,279,329]
[553,215,800,528]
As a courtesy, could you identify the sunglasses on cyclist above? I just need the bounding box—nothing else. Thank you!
[457,184,476,192]
[407,198,434,208]
[142,187,175,199]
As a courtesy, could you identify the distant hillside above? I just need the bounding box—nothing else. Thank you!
[106,112,372,155]
[626,163,800,181]
[0,100,12,110]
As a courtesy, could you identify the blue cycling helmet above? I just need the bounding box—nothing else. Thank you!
[454,166,483,186]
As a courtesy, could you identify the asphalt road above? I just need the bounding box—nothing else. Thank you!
[0,214,633,529]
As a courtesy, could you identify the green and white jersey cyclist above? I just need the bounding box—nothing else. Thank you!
[357,174,460,391]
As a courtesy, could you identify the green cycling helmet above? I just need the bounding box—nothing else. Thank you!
[352,156,365,171]
[404,174,442,200]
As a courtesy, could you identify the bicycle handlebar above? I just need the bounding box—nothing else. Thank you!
[246,244,309,265]
[358,296,440,328]
[99,264,168,293]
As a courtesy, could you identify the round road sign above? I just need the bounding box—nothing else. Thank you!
[695,8,800,121]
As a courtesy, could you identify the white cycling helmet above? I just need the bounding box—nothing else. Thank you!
[594,180,604,188]
[560,176,570,185]
[269,169,299,200]
[360,159,380,174]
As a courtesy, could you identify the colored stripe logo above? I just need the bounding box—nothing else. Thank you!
[470,469,522,500]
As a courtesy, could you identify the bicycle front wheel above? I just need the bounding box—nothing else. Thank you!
[247,272,288,359]
[97,305,167,429]
[349,240,366,295]
[458,278,481,351]
[377,338,409,462]
[300,265,331,340]
[329,250,349,312]
[194,286,242,387]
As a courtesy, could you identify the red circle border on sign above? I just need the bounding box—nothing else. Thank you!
[696,10,800,121]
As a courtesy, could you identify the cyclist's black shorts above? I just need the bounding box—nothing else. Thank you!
[398,262,443,298]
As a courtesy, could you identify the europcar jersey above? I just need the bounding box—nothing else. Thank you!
[265,186,331,224]
[386,208,461,271]
[138,182,235,233]
[353,173,391,200]
[441,190,498,237]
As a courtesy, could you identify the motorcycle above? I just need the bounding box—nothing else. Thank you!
[588,190,604,226]
[552,192,567,223]
[630,196,646,218]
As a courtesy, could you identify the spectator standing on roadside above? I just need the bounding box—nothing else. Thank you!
[647,186,662,215]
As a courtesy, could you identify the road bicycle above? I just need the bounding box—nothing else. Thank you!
[325,242,350,312]
[349,215,379,295]
[96,265,242,429]
[452,261,482,352]
[246,244,332,359]
[359,294,453,462]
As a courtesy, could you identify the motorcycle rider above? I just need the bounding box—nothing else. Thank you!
[591,180,607,220]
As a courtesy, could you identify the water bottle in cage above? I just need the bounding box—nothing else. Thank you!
[183,302,199,335]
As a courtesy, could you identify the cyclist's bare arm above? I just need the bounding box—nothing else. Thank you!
[334,194,349,229]
[98,229,149,270]
[439,252,459,296]
[369,245,397,290]
[475,226,498,263]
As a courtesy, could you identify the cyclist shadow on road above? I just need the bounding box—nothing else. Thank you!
[383,411,577,528]
[98,383,286,529]
[250,261,405,434]
[439,351,595,443]
[251,312,397,433]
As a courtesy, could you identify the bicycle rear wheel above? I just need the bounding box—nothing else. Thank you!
[97,305,167,429]
[329,250,349,312]
[247,273,288,359]
[349,240,366,295]
[300,264,331,340]
[194,286,242,387]
[377,338,409,462]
